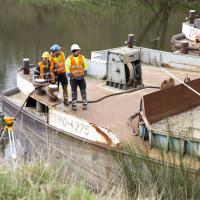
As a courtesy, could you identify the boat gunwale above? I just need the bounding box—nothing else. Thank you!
[1,87,122,151]
[2,88,200,173]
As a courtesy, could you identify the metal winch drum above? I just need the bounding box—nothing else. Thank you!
[47,84,60,102]
[35,79,46,95]
[106,46,142,90]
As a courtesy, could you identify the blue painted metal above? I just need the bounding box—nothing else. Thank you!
[140,115,200,157]
[150,131,200,156]
[186,140,200,157]
[168,137,185,155]
[139,121,145,137]
[139,122,149,140]
[151,133,168,151]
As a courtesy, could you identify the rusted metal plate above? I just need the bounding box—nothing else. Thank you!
[31,93,62,108]
[143,78,200,124]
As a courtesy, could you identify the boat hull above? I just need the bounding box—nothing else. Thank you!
[1,89,120,187]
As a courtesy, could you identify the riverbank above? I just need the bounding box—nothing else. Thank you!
[0,149,200,200]
[0,161,96,200]
[0,160,126,200]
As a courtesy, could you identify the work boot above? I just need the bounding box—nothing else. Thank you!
[82,104,87,110]
[63,86,68,104]
[64,98,69,106]
[72,104,77,111]
[81,89,87,110]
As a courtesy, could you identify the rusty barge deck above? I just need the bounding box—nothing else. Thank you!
[10,64,200,143]
[3,43,200,187]
[7,64,200,163]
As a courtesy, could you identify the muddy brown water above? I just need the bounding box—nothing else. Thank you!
[0,1,196,90]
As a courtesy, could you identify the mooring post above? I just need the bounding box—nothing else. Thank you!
[180,41,189,54]
[187,10,196,24]
[36,101,45,113]
[23,58,30,74]
[125,34,136,48]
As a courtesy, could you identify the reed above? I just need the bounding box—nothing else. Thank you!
[0,161,95,200]
[112,143,200,200]
[1,136,200,199]
[0,159,127,200]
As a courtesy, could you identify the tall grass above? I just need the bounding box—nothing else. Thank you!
[0,161,96,200]
[113,146,200,200]
[1,141,200,199]
[0,159,127,200]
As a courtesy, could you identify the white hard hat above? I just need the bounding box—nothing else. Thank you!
[71,44,81,51]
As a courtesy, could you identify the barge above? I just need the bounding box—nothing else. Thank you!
[2,36,200,186]
[171,10,200,55]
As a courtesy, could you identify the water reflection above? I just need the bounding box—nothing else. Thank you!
[0,1,191,90]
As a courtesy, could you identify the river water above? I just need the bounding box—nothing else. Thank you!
[0,1,195,90]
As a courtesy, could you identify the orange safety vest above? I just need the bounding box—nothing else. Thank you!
[50,52,66,74]
[38,61,55,82]
[70,54,85,77]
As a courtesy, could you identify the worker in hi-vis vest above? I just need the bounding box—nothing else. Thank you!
[66,44,88,111]
[34,51,56,83]
[50,44,69,106]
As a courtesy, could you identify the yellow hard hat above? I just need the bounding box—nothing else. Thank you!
[42,51,50,59]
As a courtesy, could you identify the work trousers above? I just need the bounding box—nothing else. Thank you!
[70,78,87,106]
[57,73,68,100]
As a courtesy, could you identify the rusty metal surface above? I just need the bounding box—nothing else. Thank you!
[31,92,62,108]
[143,78,200,124]
[171,35,200,56]
[15,64,200,144]
[8,64,200,170]
[7,64,200,171]
[90,123,112,145]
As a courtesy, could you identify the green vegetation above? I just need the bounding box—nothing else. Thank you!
[1,0,200,198]
[1,148,200,200]
[113,146,200,200]
[15,0,200,8]
[0,162,97,200]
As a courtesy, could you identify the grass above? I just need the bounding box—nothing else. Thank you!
[0,157,128,200]
[1,0,200,199]
[111,139,200,200]
[112,110,200,200]
[1,146,200,200]
[0,161,97,200]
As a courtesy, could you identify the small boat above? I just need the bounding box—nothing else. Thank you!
[2,35,200,186]
[171,10,200,55]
